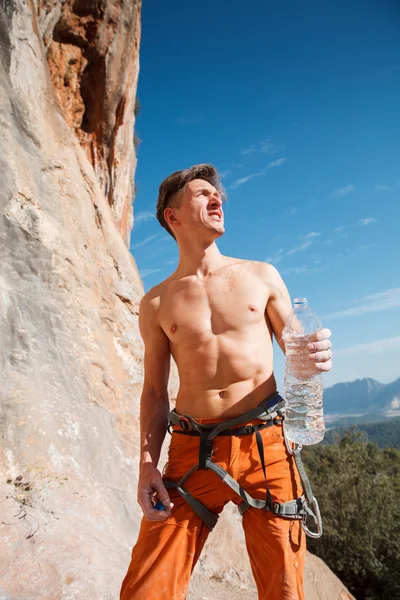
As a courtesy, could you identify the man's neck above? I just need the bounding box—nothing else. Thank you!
[175,240,226,279]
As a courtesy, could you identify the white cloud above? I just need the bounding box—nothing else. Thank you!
[330,184,356,198]
[241,138,279,156]
[374,184,392,192]
[286,240,312,256]
[131,233,161,249]
[285,207,298,217]
[322,336,400,387]
[140,268,162,278]
[282,265,310,274]
[304,232,321,239]
[267,157,286,168]
[334,225,345,232]
[241,144,257,156]
[230,157,286,189]
[281,264,327,275]
[359,217,377,226]
[265,248,286,264]
[230,173,258,188]
[356,243,376,253]
[321,288,400,320]
[260,139,278,154]
[266,232,320,264]
[335,336,400,357]
[134,211,155,225]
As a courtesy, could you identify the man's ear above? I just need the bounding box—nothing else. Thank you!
[164,206,178,226]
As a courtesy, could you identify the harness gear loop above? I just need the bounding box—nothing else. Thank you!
[283,424,323,538]
[164,392,322,538]
[302,496,323,538]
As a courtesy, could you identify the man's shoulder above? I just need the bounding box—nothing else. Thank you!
[235,258,281,280]
[140,274,174,311]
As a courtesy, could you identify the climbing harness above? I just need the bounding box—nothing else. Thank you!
[164,391,323,538]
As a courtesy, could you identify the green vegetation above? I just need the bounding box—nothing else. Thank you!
[323,417,400,448]
[303,432,400,600]
[134,97,141,118]
[133,97,141,150]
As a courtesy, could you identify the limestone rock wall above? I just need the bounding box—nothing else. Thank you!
[0,1,147,597]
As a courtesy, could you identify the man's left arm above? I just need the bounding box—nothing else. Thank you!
[263,263,332,372]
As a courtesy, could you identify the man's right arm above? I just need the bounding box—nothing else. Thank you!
[137,291,173,521]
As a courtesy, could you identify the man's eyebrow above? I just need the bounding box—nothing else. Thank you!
[193,185,220,197]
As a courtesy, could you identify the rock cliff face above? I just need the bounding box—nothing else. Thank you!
[42,0,140,243]
[0,1,145,597]
[0,2,354,599]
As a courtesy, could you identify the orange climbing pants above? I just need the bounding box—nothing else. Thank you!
[120,416,306,600]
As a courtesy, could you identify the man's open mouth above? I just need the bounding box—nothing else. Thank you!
[208,211,222,220]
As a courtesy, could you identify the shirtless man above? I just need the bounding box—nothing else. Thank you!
[120,164,332,600]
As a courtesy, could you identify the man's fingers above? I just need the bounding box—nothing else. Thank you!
[308,339,332,352]
[309,350,332,362]
[317,328,332,340]
[316,359,332,372]
[152,478,172,511]
[137,486,174,522]
[137,487,155,514]
[136,467,175,522]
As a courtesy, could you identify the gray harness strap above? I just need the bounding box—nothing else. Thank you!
[164,392,322,537]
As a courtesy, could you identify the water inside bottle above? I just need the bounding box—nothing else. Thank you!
[284,331,325,445]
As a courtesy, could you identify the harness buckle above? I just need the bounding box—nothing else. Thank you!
[179,416,191,431]
[273,414,283,426]
[276,408,285,420]
[272,502,281,515]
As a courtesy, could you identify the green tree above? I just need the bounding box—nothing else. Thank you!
[303,432,400,599]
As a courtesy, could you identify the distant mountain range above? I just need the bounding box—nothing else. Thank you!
[323,377,400,417]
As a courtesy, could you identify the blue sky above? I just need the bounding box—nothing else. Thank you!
[130,0,400,389]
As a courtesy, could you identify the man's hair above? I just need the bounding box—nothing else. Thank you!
[156,164,226,239]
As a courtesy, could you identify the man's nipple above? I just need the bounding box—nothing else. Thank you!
[170,324,178,334]
[249,304,258,312]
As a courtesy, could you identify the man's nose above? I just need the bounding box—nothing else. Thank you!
[209,194,222,207]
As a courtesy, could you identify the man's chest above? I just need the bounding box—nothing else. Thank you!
[158,272,271,341]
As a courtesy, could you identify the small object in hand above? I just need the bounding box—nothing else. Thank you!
[153,500,165,511]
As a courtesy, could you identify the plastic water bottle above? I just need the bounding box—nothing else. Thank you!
[283,298,325,445]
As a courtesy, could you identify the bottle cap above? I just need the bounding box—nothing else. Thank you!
[294,298,308,305]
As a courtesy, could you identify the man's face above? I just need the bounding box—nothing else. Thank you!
[173,179,225,238]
